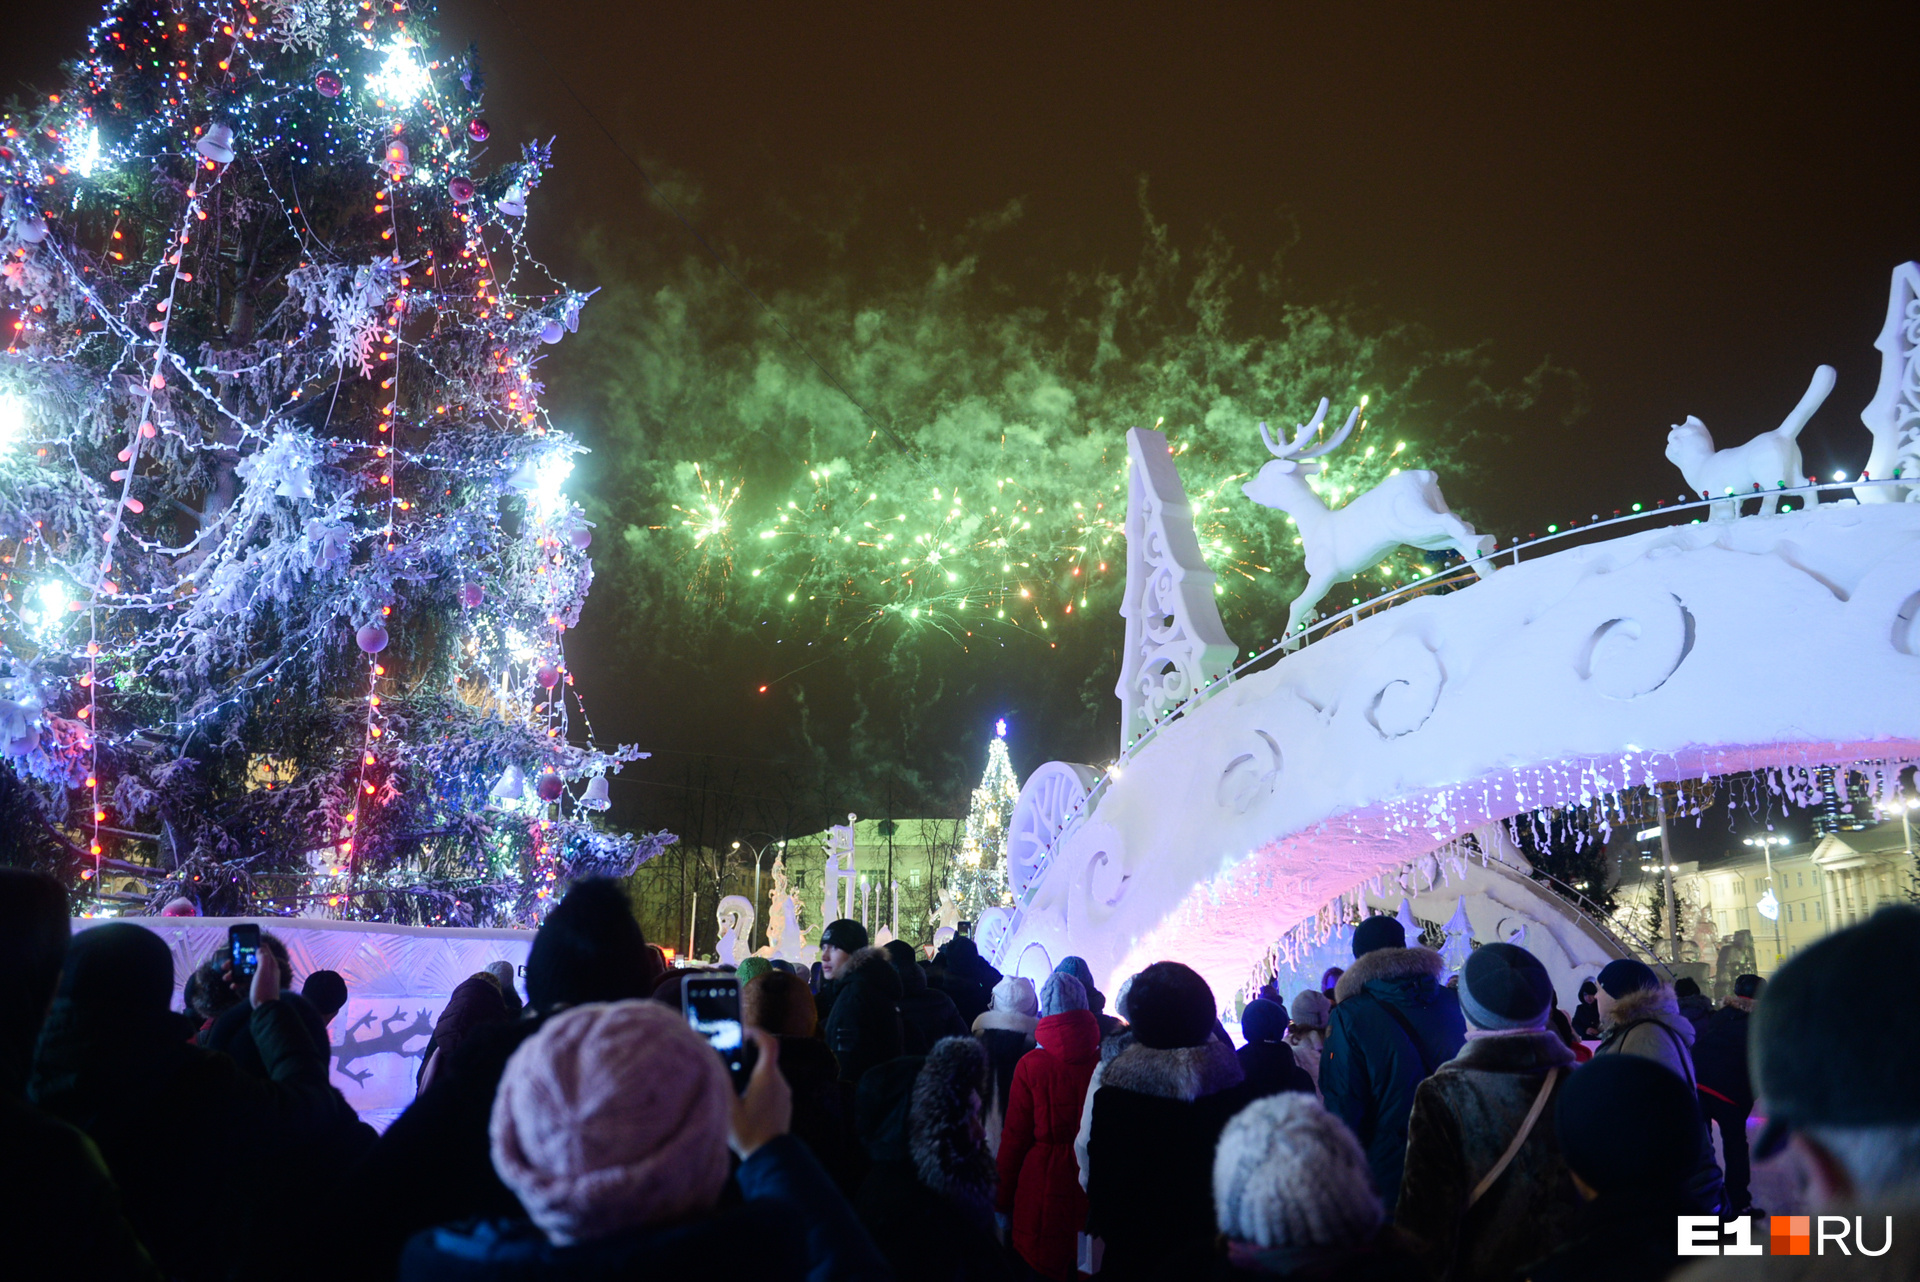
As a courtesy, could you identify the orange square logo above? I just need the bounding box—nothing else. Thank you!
[1771,1215,1810,1256]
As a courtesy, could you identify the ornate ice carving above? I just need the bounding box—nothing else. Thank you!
[1116,427,1239,750]
[1008,761,1101,895]
[822,813,858,928]
[1860,261,1920,504]
[715,895,754,966]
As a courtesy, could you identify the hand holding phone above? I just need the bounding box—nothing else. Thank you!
[681,974,756,1090]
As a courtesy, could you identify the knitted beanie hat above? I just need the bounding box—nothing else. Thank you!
[1596,957,1660,1000]
[1053,956,1105,1010]
[1289,990,1332,1032]
[743,970,817,1038]
[1039,971,1087,1017]
[1459,943,1555,1031]
[490,1001,732,1245]
[1214,1092,1384,1248]
[819,918,869,953]
[1351,915,1406,958]
[734,956,772,987]
[1124,962,1216,1050]
[1554,1053,1699,1194]
[1240,998,1289,1044]
[992,975,1039,1018]
[524,879,662,1013]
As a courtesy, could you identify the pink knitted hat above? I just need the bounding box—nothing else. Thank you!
[490,1000,732,1245]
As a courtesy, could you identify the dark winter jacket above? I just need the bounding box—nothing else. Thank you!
[930,939,1000,1026]
[1592,987,1726,1215]
[893,952,970,1053]
[352,1016,544,1274]
[1570,1000,1599,1040]
[1393,1030,1581,1281]
[1675,991,1714,1036]
[399,1135,892,1282]
[31,996,356,1282]
[825,946,907,1085]
[855,1044,1015,1282]
[1321,946,1467,1215]
[1087,1038,1256,1282]
[1689,998,1754,1112]
[777,1033,866,1192]
[996,1009,1100,1281]
[201,987,335,1081]
[1238,1038,1317,1101]
[1519,1188,1699,1282]
[0,1094,162,1282]
[415,972,511,1089]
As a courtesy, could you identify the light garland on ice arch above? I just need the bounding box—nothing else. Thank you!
[0,0,664,925]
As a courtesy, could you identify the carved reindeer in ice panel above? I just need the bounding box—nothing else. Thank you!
[1243,399,1496,644]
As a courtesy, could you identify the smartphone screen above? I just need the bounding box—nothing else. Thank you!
[228,923,261,979]
[682,975,752,1088]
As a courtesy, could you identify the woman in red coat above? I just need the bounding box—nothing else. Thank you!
[996,970,1102,1280]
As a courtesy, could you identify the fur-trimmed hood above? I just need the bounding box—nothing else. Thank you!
[1722,994,1755,1014]
[1334,945,1445,1004]
[836,945,902,996]
[910,1035,996,1223]
[1101,1036,1245,1102]
[1602,984,1693,1046]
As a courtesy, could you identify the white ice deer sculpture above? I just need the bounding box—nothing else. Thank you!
[1243,399,1496,645]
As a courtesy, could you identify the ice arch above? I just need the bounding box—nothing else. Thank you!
[998,500,1920,1011]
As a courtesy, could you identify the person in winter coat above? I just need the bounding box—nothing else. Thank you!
[1286,991,1332,1093]
[399,1002,891,1282]
[1518,1054,1705,1282]
[1212,1091,1426,1280]
[931,935,1000,1026]
[996,972,1100,1280]
[1569,980,1600,1040]
[974,975,1039,1157]
[1321,967,1345,1004]
[1054,955,1121,1037]
[1678,906,1920,1282]
[855,1039,1014,1282]
[1,872,161,1282]
[1238,998,1316,1100]
[1086,961,1257,1281]
[351,878,667,1275]
[31,922,362,1282]
[815,918,870,1025]
[1393,943,1582,1281]
[416,971,511,1091]
[1672,977,1714,1034]
[885,939,968,1053]
[1321,915,1468,1215]
[824,945,907,1086]
[1690,973,1762,1214]
[1591,958,1726,1215]
[302,969,349,1026]
[746,969,865,1192]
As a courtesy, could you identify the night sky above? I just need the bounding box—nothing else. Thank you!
[9,4,1919,837]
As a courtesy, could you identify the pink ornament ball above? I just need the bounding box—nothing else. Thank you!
[459,583,485,608]
[536,772,564,802]
[535,663,561,689]
[315,70,342,98]
[467,118,491,142]
[569,526,593,550]
[448,176,475,204]
[356,624,389,654]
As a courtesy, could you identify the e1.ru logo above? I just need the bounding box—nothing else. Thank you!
[1678,1215,1891,1256]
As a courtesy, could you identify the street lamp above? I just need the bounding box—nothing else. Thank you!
[733,834,786,951]
[1743,833,1791,968]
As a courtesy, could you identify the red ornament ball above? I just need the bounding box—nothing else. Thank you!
[536,773,564,802]
[467,118,490,142]
[315,70,342,98]
[448,176,475,204]
[536,663,561,689]
[459,583,484,608]
[355,624,389,654]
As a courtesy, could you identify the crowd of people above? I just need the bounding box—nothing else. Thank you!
[2,866,1917,1281]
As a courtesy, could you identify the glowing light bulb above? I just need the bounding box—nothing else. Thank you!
[0,396,26,447]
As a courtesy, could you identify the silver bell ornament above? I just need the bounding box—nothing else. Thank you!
[488,764,526,803]
[382,139,412,178]
[581,774,611,810]
[196,124,236,165]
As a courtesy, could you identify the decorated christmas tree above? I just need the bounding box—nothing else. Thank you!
[0,0,668,923]
[948,719,1017,923]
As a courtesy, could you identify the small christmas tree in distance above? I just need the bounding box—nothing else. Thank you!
[0,0,669,923]
[949,718,1018,923]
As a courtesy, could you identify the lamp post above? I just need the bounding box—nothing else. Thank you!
[1743,834,1790,970]
[732,835,785,951]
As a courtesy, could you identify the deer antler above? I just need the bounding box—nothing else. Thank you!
[1260,399,1361,461]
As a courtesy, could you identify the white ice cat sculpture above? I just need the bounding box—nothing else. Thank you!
[1664,364,1834,520]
